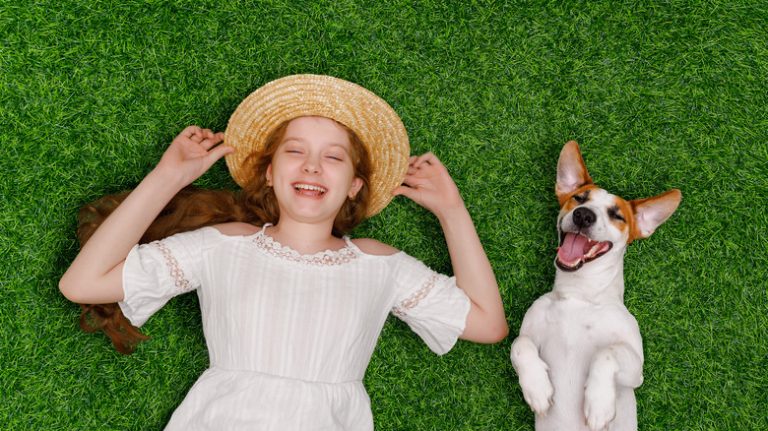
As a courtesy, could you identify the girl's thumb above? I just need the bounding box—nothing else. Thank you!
[204,145,234,168]
[392,185,418,201]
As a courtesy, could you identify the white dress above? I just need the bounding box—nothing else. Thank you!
[118,224,471,430]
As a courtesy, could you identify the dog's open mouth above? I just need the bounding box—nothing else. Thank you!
[556,232,613,271]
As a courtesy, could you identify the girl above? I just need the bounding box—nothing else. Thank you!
[60,75,507,430]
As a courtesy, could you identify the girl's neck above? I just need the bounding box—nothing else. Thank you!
[268,219,345,254]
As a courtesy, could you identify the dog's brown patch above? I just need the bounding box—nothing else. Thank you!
[612,196,639,244]
[558,184,599,209]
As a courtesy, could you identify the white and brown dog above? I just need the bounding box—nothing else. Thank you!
[511,141,681,431]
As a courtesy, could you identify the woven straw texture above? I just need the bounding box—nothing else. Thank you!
[224,74,410,217]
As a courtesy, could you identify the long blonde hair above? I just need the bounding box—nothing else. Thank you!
[75,117,372,354]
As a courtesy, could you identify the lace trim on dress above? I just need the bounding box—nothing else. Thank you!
[252,231,360,266]
[392,274,439,317]
[151,240,193,293]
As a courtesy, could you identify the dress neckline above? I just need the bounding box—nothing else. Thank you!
[252,223,361,266]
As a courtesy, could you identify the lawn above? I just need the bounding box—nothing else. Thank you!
[1,0,766,429]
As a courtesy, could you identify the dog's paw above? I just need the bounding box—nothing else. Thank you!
[583,378,616,431]
[519,366,554,416]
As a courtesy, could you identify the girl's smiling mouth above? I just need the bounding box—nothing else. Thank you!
[292,182,327,197]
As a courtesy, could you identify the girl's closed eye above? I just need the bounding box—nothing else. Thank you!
[283,145,304,155]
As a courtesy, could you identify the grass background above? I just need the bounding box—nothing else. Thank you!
[1,0,766,429]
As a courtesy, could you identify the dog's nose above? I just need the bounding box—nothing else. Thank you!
[573,207,596,228]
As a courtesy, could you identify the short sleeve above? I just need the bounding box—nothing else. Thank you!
[390,253,471,355]
[118,228,210,327]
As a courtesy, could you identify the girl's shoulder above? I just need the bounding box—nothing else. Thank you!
[210,222,262,237]
[350,238,400,256]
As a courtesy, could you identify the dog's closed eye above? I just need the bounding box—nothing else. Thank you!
[573,192,590,204]
[608,206,625,222]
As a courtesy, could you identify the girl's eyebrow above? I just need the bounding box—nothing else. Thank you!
[281,136,305,144]
[282,137,351,152]
[326,144,351,153]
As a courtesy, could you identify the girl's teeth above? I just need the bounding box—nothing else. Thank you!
[295,184,326,192]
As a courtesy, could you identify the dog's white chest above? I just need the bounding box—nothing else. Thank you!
[537,296,633,356]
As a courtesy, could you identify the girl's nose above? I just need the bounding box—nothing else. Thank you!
[302,157,321,174]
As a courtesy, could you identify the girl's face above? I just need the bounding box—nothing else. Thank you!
[266,116,364,225]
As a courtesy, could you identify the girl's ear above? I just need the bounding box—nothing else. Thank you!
[348,177,363,199]
[266,164,273,186]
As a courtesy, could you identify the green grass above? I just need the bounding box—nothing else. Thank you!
[2,0,766,429]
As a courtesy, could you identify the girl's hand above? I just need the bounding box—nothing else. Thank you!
[393,152,465,219]
[155,126,233,187]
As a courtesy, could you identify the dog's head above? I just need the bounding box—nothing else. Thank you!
[554,141,681,272]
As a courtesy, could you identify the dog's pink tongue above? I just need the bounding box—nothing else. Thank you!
[558,232,589,263]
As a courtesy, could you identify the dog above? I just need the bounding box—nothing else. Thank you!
[510,141,681,431]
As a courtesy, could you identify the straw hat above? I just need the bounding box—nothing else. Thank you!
[224,74,410,217]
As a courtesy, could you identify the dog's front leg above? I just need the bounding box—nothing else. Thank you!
[511,336,554,416]
[583,343,643,431]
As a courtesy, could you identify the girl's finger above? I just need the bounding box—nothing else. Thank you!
[401,176,427,189]
[174,134,197,148]
[392,185,419,201]
[201,129,216,141]
[203,144,234,169]
[199,132,224,150]
[409,153,437,170]
[180,125,203,138]
[414,152,436,166]
[198,138,214,150]
[418,152,441,166]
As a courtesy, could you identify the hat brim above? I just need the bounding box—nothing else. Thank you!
[224,74,410,217]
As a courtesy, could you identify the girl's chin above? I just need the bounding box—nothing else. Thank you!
[277,205,343,225]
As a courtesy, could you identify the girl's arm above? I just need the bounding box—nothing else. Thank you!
[394,153,508,343]
[59,126,231,304]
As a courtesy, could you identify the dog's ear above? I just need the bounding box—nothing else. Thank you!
[630,189,682,239]
[556,141,593,203]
